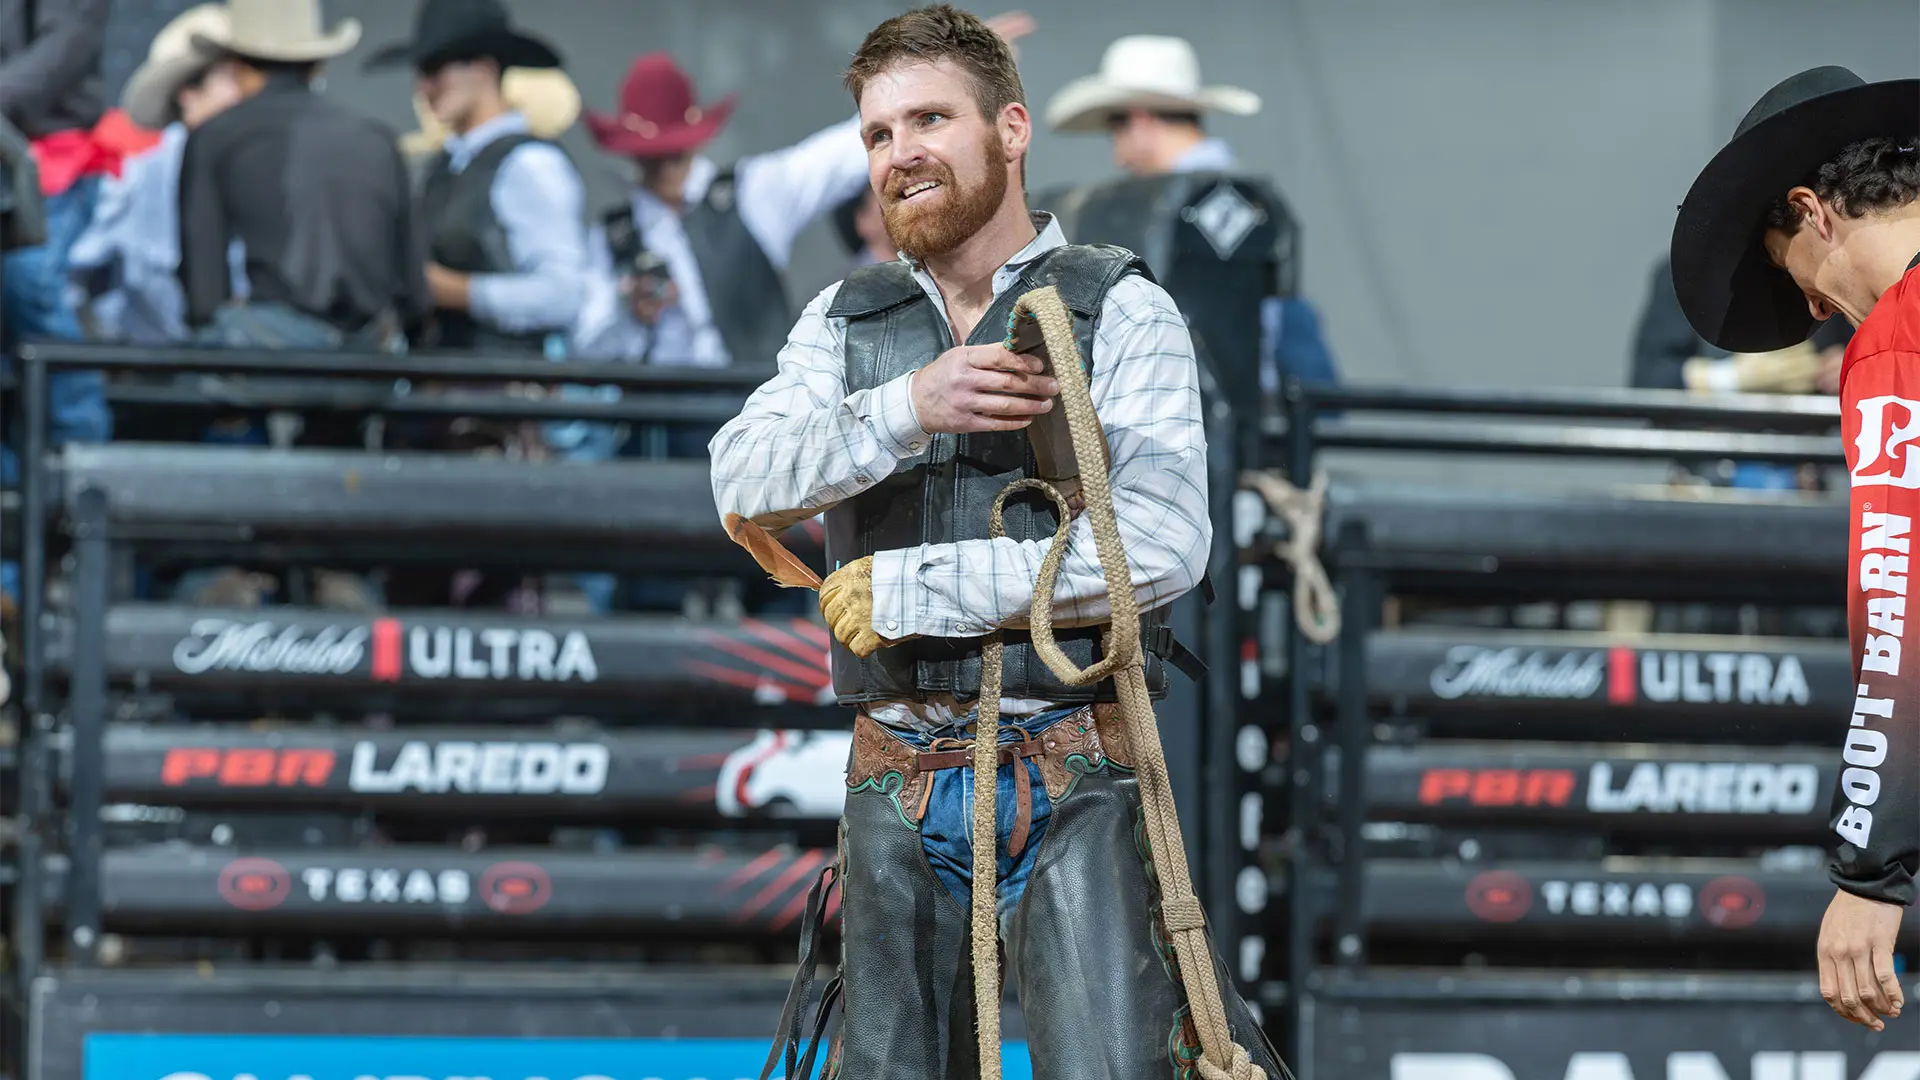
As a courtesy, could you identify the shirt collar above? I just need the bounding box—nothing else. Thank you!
[633,154,719,223]
[260,68,312,95]
[901,210,1066,296]
[1171,137,1237,173]
[444,110,530,172]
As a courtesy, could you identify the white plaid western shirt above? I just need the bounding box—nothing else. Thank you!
[709,213,1212,725]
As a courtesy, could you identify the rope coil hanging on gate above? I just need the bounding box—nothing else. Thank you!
[961,285,1269,1080]
[1241,468,1340,645]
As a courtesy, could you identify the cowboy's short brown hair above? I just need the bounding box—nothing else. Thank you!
[1765,136,1920,234]
[844,5,1024,121]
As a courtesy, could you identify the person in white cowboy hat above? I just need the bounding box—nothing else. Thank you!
[176,0,430,351]
[1044,34,1259,177]
[1044,32,1342,415]
[70,4,253,345]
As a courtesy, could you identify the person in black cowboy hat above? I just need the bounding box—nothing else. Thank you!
[366,0,587,613]
[367,0,588,357]
[1672,65,1920,1034]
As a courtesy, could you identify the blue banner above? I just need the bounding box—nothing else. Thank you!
[84,1033,1037,1080]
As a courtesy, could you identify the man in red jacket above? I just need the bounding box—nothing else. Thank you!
[1672,65,1919,1033]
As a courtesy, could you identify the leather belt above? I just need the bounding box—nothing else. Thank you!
[914,733,1049,859]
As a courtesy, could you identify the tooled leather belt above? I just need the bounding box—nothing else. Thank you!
[845,707,1131,859]
[914,734,1050,857]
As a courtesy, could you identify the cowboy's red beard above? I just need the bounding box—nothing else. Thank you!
[881,134,1008,262]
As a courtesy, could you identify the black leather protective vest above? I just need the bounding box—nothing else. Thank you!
[822,242,1183,706]
[418,132,549,353]
[684,170,793,364]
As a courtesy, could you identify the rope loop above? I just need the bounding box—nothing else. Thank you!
[1242,469,1340,645]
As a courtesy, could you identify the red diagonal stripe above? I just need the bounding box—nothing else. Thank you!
[704,634,832,688]
[788,620,832,649]
[735,849,828,923]
[684,661,818,702]
[768,867,839,934]
[741,618,833,669]
[717,848,789,894]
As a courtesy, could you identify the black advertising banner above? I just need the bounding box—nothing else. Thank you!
[80,845,1882,945]
[1368,740,1836,836]
[57,603,841,708]
[1358,859,1912,945]
[1302,970,1918,1080]
[101,723,854,820]
[97,844,840,936]
[1366,630,1849,714]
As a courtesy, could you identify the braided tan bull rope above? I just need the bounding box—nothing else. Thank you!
[959,286,1267,1079]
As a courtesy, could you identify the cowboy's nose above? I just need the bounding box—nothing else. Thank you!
[887,135,926,169]
[1809,295,1835,321]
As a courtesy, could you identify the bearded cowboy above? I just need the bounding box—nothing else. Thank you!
[1671,65,1920,1033]
[711,5,1286,1077]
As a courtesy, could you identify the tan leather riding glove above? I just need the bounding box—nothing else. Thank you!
[820,556,886,658]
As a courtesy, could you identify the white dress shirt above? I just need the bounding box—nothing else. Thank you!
[570,114,869,366]
[708,212,1213,728]
[439,110,589,335]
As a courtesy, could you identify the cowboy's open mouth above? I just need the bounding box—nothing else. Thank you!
[900,180,942,201]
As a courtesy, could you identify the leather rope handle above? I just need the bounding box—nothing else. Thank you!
[964,287,1274,1080]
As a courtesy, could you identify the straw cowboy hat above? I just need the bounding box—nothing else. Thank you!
[366,0,560,72]
[191,0,361,64]
[585,52,735,158]
[1044,35,1260,133]
[1671,66,1920,353]
[399,66,581,155]
[121,4,232,131]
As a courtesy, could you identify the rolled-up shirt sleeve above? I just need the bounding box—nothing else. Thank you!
[467,142,588,334]
[869,276,1212,640]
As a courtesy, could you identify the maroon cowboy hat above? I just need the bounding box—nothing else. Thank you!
[586,52,736,158]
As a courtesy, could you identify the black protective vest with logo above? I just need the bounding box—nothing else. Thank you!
[418,132,551,353]
[1041,170,1298,462]
[821,242,1180,706]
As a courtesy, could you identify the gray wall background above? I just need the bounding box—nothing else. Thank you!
[104,0,1919,397]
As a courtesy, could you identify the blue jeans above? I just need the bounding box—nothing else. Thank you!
[894,705,1080,923]
[192,300,396,351]
[6,174,108,444]
[3,176,105,603]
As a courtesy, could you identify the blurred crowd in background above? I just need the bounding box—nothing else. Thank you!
[0,0,1853,606]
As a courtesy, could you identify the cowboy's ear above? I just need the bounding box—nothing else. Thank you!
[998,100,1031,162]
[1786,187,1834,240]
